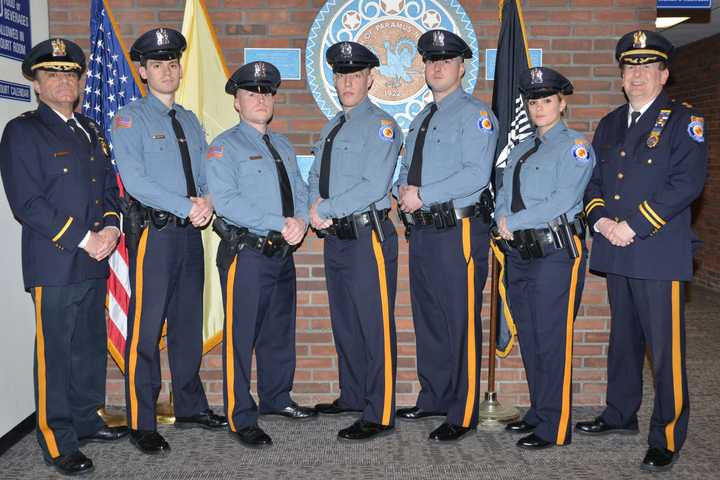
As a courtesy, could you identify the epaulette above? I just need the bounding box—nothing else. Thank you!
[20,110,38,118]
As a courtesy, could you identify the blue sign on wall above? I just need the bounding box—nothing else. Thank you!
[0,79,30,102]
[485,49,543,81]
[0,0,31,62]
[244,48,302,81]
[657,0,712,8]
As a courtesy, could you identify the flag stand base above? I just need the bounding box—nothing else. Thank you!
[156,392,176,425]
[98,393,176,427]
[476,391,519,431]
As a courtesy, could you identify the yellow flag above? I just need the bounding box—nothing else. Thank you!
[176,0,238,354]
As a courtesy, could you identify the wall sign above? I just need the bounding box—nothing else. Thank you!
[0,0,31,62]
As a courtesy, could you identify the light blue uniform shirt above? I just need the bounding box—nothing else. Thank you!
[495,121,595,231]
[206,121,309,236]
[112,93,208,218]
[308,96,403,218]
[397,87,498,209]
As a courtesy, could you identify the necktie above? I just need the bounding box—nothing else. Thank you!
[629,111,641,128]
[168,109,198,198]
[511,137,542,213]
[407,103,438,187]
[319,115,346,199]
[67,119,90,151]
[263,134,295,218]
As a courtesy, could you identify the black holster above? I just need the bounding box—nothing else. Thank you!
[368,204,385,243]
[477,189,494,224]
[332,215,359,240]
[213,217,242,270]
[120,196,148,251]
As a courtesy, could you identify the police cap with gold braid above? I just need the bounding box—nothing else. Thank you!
[21,38,86,79]
[615,29,674,66]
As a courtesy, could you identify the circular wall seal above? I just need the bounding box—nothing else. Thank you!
[306,0,480,131]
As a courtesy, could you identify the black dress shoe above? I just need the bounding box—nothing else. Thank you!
[44,450,94,476]
[516,433,554,450]
[129,429,170,454]
[175,409,228,430]
[262,402,318,420]
[428,422,473,442]
[396,406,446,420]
[505,420,535,434]
[78,425,129,445]
[315,399,362,415]
[232,425,273,448]
[641,447,678,472]
[575,417,639,436]
[338,420,393,441]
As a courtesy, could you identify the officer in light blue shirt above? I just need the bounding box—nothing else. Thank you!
[394,29,497,442]
[206,61,315,449]
[308,41,402,442]
[494,66,593,451]
[111,27,226,455]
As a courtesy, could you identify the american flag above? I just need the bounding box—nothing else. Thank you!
[85,0,144,372]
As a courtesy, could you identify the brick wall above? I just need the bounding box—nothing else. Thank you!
[666,34,720,291]
[47,0,658,409]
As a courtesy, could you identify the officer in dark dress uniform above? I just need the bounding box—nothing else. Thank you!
[308,41,403,441]
[494,67,593,450]
[576,30,707,472]
[395,30,498,442]
[111,28,226,455]
[207,61,316,448]
[0,38,128,476]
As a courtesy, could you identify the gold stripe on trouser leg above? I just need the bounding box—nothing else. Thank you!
[461,218,477,427]
[34,287,60,458]
[225,256,239,432]
[371,232,393,426]
[665,280,683,452]
[128,227,149,430]
[556,236,583,445]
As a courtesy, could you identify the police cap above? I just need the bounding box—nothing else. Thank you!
[417,29,472,62]
[22,38,86,79]
[615,30,674,66]
[519,67,574,99]
[225,61,281,95]
[326,41,379,74]
[130,28,187,62]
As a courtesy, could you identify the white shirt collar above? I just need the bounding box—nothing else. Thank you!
[627,95,658,126]
[50,107,90,138]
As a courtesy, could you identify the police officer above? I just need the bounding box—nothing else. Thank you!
[308,41,402,441]
[0,38,128,475]
[206,61,315,448]
[576,30,706,472]
[395,29,498,441]
[112,28,227,454]
[494,67,593,450]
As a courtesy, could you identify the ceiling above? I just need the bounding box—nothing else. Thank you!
[659,5,720,46]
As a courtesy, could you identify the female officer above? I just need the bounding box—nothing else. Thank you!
[494,67,594,450]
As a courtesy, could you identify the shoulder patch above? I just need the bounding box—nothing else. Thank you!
[571,139,590,164]
[378,122,395,142]
[477,111,493,133]
[114,115,132,129]
[207,145,224,159]
[687,116,704,143]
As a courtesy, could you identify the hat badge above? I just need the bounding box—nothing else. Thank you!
[51,39,66,57]
[155,28,170,47]
[254,62,266,79]
[530,68,543,84]
[432,30,445,47]
[633,31,647,49]
[340,42,353,59]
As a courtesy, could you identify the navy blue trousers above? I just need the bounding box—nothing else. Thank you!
[124,225,209,431]
[601,275,689,453]
[324,220,398,426]
[409,218,488,428]
[506,239,586,445]
[31,279,107,459]
[218,247,297,430]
